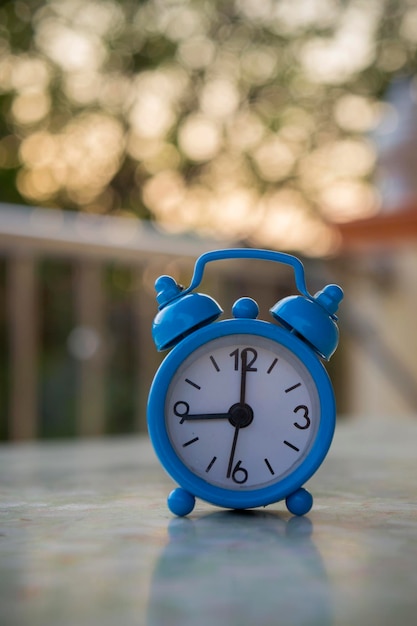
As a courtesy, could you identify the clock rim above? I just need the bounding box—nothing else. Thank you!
[147,318,336,510]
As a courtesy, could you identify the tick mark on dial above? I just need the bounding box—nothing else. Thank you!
[182,437,199,448]
[283,440,300,452]
[285,382,301,393]
[267,358,278,374]
[210,355,220,372]
[264,458,275,475]
[205,456,217,473]
[185,378,201,390]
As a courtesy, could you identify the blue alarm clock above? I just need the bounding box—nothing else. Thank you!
[147,249,343,517]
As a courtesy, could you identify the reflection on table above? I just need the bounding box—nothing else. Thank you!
[149,511,331,626]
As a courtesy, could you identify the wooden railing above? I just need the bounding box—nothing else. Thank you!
[1,203,345,439]
[0,203,226,440]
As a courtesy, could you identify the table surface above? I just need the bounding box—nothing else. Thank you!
[1,415,417,626]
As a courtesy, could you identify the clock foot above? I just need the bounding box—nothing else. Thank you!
[167,488,196,516]
[286,488,313,516]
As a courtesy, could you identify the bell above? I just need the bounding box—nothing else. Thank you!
[270,284,343,360]
[152,276,223,351]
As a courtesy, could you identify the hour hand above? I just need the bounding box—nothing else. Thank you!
[181,412,230,422]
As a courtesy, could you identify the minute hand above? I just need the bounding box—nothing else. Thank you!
[239,348,248,405]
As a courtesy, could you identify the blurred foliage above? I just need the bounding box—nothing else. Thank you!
[0,260,7,439]
[36,261,137,437]
[104,264,137,435]
[38,259,77,438]
[1,0,416,255]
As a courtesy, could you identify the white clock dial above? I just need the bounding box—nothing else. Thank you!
[165,334,320,491]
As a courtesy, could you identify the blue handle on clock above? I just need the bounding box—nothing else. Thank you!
[182,248,311,298]
[152,248,343,359]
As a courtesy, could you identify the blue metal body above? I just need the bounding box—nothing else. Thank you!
[147,248,343,516]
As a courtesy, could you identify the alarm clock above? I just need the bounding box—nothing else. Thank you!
[147,249,343,517]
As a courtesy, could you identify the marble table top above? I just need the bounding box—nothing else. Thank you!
[1,415,417,626]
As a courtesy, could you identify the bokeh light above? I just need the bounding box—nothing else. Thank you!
[1,0,415,255]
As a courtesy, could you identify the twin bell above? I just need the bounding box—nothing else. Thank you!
[151,249,343,361]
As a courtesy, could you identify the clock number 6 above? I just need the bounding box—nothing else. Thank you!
[293,404,311,430]
[231,460,249,484]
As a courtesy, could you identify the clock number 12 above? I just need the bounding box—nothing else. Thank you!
[229,347,258,372]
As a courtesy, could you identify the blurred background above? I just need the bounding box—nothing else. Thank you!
[1,0,417,440]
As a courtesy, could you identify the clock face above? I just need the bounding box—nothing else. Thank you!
[165,333,321,492]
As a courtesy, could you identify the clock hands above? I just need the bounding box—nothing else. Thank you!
[178,347,256,481]
[227,423,241,479]
[180,412,231,421]
[227,349,253,478]
[239,347,248,405]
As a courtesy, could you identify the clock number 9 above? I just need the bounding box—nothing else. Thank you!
[174,401,190,424]
[293,404,311,430]
[231,460,249,484]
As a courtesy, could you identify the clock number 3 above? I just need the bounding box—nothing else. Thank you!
[293,404,311,430]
